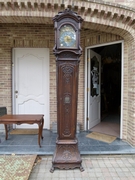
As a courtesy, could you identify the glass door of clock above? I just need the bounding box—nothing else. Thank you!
[87,49,101,129]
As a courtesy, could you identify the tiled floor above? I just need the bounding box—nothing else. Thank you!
[29,154,135,180]
[0,130,135,155]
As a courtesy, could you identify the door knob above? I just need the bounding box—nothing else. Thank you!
[15,90,18,93]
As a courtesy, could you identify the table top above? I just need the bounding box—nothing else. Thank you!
[0,114,44,122]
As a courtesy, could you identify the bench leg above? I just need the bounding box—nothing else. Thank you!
[38,124,41,147]
[38,118,44,147]
[4,124,8,140]
[41,117,44,139]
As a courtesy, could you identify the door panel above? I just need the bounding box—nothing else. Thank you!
[13,48,50,129]
[88,49,101,129]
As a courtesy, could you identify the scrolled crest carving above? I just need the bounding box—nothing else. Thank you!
[62,64,74,83]
[53,8,83,23]
[58,145,76,162]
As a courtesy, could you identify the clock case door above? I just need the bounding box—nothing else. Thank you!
[56,60,79,140]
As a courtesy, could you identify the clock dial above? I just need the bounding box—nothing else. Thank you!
[59,25,76,48]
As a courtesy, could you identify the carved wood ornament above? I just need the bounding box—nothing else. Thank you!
[50,8,84,172]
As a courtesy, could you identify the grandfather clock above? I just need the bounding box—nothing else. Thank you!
[50,9,84,172]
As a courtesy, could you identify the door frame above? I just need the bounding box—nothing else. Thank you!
[84,40,124,139]
[12,48,50,129]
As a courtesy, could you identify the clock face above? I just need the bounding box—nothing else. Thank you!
[59,25,76,48]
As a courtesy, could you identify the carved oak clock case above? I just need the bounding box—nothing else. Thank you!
[50,9,84,172]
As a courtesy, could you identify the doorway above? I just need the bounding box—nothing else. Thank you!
[85,41,123,138]
[12,48,50,129]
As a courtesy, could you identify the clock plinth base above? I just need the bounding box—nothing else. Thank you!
[50,139,84,173]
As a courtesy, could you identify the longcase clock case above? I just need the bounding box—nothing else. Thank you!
[50,9,84,172]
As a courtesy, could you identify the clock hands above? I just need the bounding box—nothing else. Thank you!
[60,32,76,47]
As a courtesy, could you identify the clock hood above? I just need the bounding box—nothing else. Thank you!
[53,8,83,24]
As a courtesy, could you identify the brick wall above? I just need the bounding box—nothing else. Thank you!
[0,0,135,145]
[0,24,57,131]
[0,23,125,131]
[0,23,84,131]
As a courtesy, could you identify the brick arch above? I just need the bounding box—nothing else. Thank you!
[78,5,135,146]
[0,1,134,40]
[83,22,134,43]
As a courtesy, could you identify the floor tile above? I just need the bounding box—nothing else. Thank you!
[0,130,135,155]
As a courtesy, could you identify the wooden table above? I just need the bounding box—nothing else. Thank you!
[0,114,44,147]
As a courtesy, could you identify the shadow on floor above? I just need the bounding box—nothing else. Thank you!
[0,129,135,155]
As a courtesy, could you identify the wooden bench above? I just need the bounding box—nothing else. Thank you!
[0,114,44,147]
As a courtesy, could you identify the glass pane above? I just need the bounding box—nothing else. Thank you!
[59,25,76,48]
[91,56,99,97]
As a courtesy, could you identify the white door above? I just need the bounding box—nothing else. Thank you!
[12,48,50,129]
[87,49,101,129]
